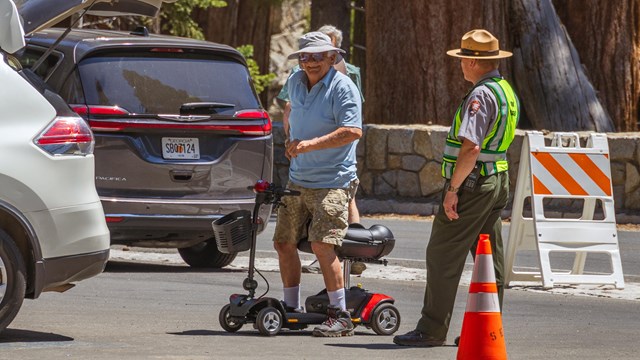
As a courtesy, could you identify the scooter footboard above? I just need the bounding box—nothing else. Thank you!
[305,287,370,315]
[297,224,395,261]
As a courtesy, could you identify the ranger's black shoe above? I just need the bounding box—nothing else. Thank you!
[393,329,445,347]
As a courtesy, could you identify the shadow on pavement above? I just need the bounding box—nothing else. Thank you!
[0,329,73,343]
[168,329,405,338]
[327,343,458,350]
[168,329,315,337]
[167,330,228,336]
[105,260,244,274]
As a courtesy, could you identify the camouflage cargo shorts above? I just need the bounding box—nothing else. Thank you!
[273,180,359,246]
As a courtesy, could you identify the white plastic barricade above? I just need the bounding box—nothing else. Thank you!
[505,131,625,289]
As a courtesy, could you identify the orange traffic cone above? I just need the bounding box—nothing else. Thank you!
[457,234,507,360]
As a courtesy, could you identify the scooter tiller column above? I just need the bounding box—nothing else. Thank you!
[343,259,352,289]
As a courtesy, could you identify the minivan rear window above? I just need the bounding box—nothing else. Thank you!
[77,51,260,115]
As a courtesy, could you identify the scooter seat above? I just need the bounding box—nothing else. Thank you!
[297,224,395,262]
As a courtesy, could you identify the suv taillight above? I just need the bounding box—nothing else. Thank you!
[34,116,95,156]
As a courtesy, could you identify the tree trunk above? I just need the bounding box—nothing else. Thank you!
[351,0,366,104]
[194,1,275,104]
[509,0,615,132]
[351,0,366,68]
[195,1,273,70]
[193,2,237,45]
[310,0,351,58]
[364,0,507,125]
[553,0,640,132]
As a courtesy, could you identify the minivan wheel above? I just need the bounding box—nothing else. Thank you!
[0,230,27,333]
[178,238,237,268]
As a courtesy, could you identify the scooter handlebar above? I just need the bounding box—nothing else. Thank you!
[267,186,300,203]
[282,189,301,196]
[251,180,300,206]
[251,180,300,197]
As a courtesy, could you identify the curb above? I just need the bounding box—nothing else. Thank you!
[357,198,640,225]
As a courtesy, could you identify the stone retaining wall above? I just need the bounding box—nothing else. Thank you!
[272,123,640,223]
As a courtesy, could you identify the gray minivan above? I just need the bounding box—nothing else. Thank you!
[20,26,273,268]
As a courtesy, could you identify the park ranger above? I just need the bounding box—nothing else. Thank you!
[393,29,520,347]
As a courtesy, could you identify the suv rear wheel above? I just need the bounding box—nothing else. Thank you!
[178,238,237,268]
[0,230,27,332]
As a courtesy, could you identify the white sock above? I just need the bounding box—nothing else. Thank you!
[283,285,300,309]
[328,288,346,312]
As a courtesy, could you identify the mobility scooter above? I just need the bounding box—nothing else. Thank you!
[214,180,400,336]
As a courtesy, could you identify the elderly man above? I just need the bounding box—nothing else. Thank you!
[393,29,520,347]
[278,25,364,225]
[273,31,362,337]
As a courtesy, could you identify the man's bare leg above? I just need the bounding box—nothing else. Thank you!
[274,242,302,308]
[348,198,360,224]
[311,242,343,291]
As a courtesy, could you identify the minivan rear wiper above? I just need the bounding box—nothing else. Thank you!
[180,102,235,115]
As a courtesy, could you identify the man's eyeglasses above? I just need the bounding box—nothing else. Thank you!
[298,52,326,63]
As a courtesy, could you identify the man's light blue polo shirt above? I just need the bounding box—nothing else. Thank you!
[287,67,362,189]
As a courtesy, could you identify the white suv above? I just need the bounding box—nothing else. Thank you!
[0,0,174,333]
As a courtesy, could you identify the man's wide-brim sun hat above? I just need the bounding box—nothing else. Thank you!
[447,29,512,59]
[288,31,345,64]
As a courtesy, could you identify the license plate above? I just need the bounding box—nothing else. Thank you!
[162,137,200,159]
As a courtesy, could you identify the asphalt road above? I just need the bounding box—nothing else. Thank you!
[1,215,639,359]
[2,261,639,360]
[256,216,640,283]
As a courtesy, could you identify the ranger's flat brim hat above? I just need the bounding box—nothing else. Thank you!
[288,31,346,63]
[447,29,512,59]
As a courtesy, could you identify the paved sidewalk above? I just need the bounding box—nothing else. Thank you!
[110,248,640,302]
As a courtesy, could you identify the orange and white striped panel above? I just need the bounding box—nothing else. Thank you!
[530,152,612,197]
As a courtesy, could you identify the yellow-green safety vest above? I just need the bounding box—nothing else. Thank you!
[441,77,520,178]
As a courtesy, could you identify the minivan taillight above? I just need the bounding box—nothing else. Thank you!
[70,105,130,116]
[70,105,271,136]
[34,116,95,156]
[233,109,272,136]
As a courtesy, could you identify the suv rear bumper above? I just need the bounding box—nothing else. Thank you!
[25,200,111,298]
[34,249,109,298]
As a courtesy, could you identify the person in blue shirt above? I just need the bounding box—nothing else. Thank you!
[278,25,363,224]
[272,31,362,337]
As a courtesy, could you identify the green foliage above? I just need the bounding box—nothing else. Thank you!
[303,6,311,33]
[160,0,227,40]
[237,45,276,95]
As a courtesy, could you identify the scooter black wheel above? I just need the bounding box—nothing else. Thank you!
[370,303,401,335]
[219,304,243,332]
[256,307,282,336]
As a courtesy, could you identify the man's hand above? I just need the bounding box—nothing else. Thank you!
[286,138,312,158]
[284,139,291,160]
[443,138,479,221]
[444,191,459,221]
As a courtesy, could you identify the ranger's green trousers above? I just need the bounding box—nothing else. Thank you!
[416,171,509,340]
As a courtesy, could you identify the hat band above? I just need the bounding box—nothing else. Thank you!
[459,48,500,57]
